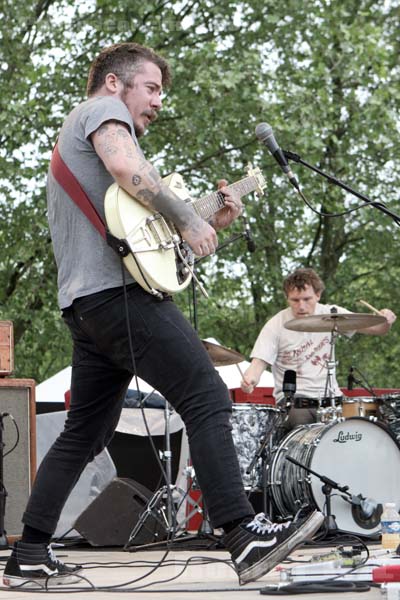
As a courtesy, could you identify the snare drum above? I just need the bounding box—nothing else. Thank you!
[269,417,400,535]
[341,397,378,419]
[230,403,283,489]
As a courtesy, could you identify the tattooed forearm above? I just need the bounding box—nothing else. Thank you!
[94,121,202,233]
[136,188,156,205]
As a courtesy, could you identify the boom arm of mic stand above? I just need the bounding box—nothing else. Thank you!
[194,232,247,265]
[246,433,270,475]
[283,150,400,226]
[352,367,378,397]
[285,455,351,498]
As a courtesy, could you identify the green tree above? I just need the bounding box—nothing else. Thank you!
[0,0,399,390]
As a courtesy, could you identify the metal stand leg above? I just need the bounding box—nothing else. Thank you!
[124,399,205,550]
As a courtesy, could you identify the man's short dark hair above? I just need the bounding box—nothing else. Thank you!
[86,42,172,96]
[283,268,325,296]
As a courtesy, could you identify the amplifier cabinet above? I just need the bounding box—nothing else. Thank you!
[0,379,36,539]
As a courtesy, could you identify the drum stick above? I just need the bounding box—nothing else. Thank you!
[358,299,382,315]
[236,363,245,378]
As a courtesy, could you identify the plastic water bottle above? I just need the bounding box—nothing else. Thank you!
[381,502,400,550]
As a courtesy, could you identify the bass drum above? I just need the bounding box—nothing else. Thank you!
[269,418,400,535]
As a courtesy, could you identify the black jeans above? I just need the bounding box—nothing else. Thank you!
[23,283,253,534]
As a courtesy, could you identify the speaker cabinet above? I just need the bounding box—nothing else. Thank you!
[0,379,36,539]
[74,477,167,547]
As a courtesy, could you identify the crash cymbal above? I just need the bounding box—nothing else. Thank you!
[284,312,386,333]
[202,340,245,366]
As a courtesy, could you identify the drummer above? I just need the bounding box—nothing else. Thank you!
[241,268,396,430]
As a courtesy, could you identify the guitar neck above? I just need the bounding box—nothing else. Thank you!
[192,176,259,221]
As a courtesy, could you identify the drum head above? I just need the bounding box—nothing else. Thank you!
[310,418,400,535]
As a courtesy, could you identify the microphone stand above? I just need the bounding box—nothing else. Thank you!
[283,150,400,226]
[350,366,378,398]
[285,454,353,533]
[246,408,285,517]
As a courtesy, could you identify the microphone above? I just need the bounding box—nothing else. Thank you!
[255,123,300,189]
[347,366,354,391]
[344,493,382,527]
[350,494,383,529]
[242,215,256,253]
[282,369,296,402]
[360,497,379,519]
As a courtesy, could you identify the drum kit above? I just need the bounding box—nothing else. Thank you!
[204,312,400,538]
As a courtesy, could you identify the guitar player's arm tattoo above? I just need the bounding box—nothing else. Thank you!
[131,158,200,231]
[93,120,203,232]
[95,122,135,159]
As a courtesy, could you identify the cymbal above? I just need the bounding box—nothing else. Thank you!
[284,312,386,333]
[202,340,245,366]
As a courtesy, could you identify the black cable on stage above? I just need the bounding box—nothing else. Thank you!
[260,580,371,595]
[0,554,238,593]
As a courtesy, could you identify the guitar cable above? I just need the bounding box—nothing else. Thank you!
[119,258,180,546]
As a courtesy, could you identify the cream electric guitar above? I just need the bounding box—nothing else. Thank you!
[104,164,266,297]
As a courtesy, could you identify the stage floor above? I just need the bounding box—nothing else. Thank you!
[0,541,385,599]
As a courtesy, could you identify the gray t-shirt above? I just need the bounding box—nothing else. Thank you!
[47,96,138,308]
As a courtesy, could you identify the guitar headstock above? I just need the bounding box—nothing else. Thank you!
[246,163,266,196]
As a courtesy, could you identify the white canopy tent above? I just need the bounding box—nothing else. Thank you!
[36,362,274,405]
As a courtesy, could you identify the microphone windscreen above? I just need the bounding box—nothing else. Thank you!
[283,369,296,385]
[255,122,272,142]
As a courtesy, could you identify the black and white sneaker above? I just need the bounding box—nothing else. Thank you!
[3,541,82,588]
[225,510,324,585]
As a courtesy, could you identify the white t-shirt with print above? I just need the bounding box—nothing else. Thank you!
[251,303,352,401]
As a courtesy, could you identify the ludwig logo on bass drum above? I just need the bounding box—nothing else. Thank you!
[333,430,362,443]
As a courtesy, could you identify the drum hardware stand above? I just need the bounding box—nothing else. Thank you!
[285,454,354,534]
[321,309,341,422]
[125,393,196,550]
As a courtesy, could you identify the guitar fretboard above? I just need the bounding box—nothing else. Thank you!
[193,176,260,221]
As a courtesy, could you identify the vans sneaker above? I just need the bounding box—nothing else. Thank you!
[3,541,82,588]
[225,510,324,584]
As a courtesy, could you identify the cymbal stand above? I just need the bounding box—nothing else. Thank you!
[320,310,341,422]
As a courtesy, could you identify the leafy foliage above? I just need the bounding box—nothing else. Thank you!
[1,0,399,389]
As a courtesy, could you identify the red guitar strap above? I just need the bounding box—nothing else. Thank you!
[49,143,129,257]
[50,142,107,239]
